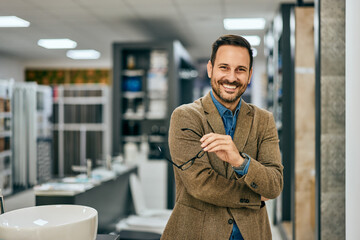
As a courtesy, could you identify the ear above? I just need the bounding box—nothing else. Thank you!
[248,67,253,84]
[207,60,213,79]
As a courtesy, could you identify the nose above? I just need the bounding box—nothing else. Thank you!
[227,70,237,82]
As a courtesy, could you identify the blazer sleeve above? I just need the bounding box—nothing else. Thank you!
[169,106,263,210]
[242,111,284,199]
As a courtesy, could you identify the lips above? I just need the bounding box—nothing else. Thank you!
[218,80,240,88]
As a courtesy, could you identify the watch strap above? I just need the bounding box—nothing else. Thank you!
[232,152,250,171]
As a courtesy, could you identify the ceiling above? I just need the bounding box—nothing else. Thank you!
[0,0,302,67]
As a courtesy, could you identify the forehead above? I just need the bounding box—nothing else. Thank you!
[215,45,250,67]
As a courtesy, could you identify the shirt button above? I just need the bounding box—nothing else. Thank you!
[228,219,234,224]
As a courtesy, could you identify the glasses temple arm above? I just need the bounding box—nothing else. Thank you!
[181,128,202,138]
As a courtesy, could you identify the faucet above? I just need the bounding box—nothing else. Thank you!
[71,159,92,178]
[86,159,92,178]
[106,154,112,171]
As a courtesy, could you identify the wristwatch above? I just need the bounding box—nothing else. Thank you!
[232,152,250,171]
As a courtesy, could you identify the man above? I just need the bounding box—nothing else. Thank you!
[161,35,283,240]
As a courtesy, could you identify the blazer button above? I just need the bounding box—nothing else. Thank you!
[240,199,244,203]
[251,182,258,189]
[245,199,249,203]
[228,219,234,224]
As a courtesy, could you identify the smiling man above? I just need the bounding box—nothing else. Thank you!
[161,35,283,240]
[208,44,252,108]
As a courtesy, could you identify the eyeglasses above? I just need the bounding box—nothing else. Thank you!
[157,128,205,171]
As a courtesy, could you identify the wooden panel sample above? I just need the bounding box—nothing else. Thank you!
[294,7,316,240]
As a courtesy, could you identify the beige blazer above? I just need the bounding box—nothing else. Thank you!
[161,92,283,240]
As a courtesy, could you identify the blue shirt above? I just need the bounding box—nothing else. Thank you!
[210,90,250,240]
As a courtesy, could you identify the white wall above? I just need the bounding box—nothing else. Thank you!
[0,55,25,82]
[346,0,360,239]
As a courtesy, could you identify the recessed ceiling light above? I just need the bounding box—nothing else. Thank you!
[37,39,77,49]
[223,18,266,30]
[0,16,30,27]
[66,50,101,60]
[243,35,261,46]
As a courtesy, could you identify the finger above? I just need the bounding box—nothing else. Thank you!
[202,140,231,151]
[200,133,231,145]
[201,138,231,150]
[205,144,233,153]
[200,133,229,142]
[200,133,216,142]
[201,136,232,149]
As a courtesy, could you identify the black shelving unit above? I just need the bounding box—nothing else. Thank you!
[265,3,295,236]
[112,41,196,208]
[266,3,315,239]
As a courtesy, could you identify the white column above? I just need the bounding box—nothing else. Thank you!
[346,0,360,239]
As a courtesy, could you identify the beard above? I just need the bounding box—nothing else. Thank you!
[211,78,247,103]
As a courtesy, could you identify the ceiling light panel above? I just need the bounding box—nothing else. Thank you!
[223,18,266,30]
[66,50,101,60]
[38,39,77,49]
[0,16,30,27]
[243,35,261,46]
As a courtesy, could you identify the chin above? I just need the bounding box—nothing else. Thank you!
[219,93,241,103]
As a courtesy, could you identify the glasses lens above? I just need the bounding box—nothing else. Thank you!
[197,150,205,158]
[181,160,194,171]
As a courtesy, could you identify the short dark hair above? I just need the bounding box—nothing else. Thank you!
[210,34,253,70]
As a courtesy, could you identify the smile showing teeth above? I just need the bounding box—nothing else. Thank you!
[223,84,236,89]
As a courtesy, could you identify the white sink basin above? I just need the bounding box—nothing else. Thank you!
[0,204,98,240]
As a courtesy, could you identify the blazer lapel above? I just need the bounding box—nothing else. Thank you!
[201,92,225,135]
[233,99,253,152]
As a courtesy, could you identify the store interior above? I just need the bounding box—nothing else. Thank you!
[0,0,357,239]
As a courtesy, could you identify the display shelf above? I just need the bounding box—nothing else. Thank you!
[0,150,11,158]
[122,69,145,76]
[122,91,145,99]
[0,79,13,196]
[36,85,53,184]
[0,131,11,138]
[265,4,314,238]
[0,112,11,118]
[53,84,110,177]
[53,123,107,131]
[123,136,142,143]
[112,41,196,208]
[148,135,166,143]
[113,41,195,155]
[58,96,107,105]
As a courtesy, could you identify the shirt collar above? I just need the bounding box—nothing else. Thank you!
[210,90,242,117]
